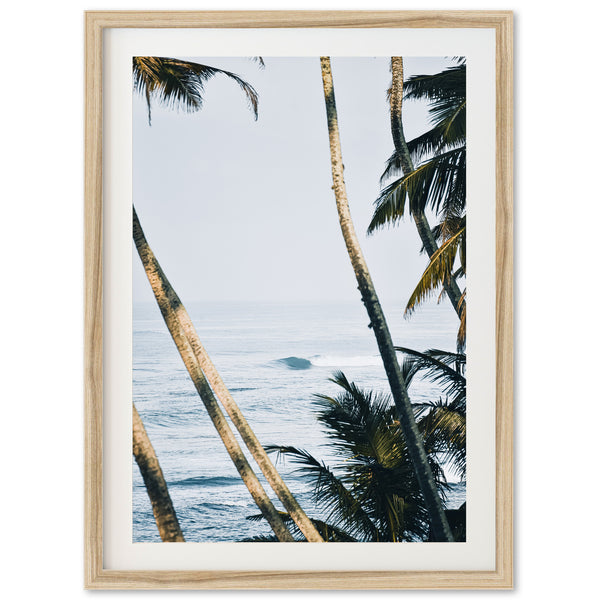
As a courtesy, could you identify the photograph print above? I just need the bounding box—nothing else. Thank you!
[132,55,467,544]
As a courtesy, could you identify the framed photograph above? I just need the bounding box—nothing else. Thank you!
[85,10,513,589]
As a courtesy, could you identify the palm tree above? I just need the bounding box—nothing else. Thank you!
[319,56,453,542]
[132,402,185,542]
[133,208,294,542]
[368,58,466,333]
[249,373,449,542]
[133,57,259,124]
[132,57,323,542]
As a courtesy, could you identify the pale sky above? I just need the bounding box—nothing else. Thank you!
[133,56,454,307]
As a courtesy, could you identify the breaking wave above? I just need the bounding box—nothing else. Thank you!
[275,355,382,370]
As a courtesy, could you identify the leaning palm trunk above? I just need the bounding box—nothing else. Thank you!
[320,57,453,542]
[133,207,294,542]
[133,208,323,544]
[152,261,324,543]
[389,57,464,317]
[132,402,185,542]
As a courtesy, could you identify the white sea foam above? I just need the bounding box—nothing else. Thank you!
[309,354,383,368]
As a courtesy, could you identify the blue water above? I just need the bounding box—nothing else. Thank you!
[133,300,465,542]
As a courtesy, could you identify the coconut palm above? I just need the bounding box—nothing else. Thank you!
[133,208,294,542]
[132,57,323,542]
[133,56,259,124]
[132,402,185,542]
[248,372,449,542]
[371,59,466,232]
[319,56,453,541]
[368,58,466,331]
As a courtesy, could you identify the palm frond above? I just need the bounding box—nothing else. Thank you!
[430,99,465,143]
[407,121,465,165]
[317,374,445,540]
[133,56,259,124]
[395,347,466,402]
[432,212,466,247]
[380,63,465,182]
[265,444,381,541]
[369,147,466,233]
[405,225,466,315]
[379,112,464,179]
[404,65,465,104]
[266,372,452,542]
[413,398,466,480]
[314,372,401,466]
[394,346,466,479]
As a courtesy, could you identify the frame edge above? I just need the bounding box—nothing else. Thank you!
[84,10,104,589]
[83,9,514,589]
[494,10,514,590]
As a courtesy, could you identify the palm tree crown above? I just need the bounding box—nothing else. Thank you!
[265,372,449,542]
[370,59,466,231]
[133,56,259,124]
[369,59,467,350]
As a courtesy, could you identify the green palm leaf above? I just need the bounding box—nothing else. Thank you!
[405,225,466,316]
[394,347,466,479]
[381,62,465,181]
[381,113,465,183]
[413,399,466,480]
[403,64,465,104]
[395,347,466,402]
[133,56,259,124]
[430,99,465,144]
[314,372,402,465]
[266,444,381,541]
[268,373,449,541]
[369,147,465,233]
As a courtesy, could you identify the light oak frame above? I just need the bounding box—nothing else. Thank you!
[84,10,513,589]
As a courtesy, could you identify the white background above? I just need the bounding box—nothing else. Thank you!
[0,0,597,596]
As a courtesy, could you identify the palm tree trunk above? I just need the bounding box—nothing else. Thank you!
[389,57,464,317]
[320,56,453,542]
[133,207,294,542]
[133,208,323,544]
[153,266,324,543]
[132,402,185,542]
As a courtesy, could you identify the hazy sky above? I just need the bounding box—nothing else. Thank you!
[133,56,453,307]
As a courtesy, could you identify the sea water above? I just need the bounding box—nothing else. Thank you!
[133,300,466,542]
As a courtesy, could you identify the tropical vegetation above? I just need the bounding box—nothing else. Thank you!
[245,369,465,542]
[369,58,467,350]
[248,372,447,542]
[132,55,467,544]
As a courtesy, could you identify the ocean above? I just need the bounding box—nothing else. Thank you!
[133,299,466,542]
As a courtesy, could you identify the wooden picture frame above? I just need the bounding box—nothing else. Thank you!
[85,10,512,589]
